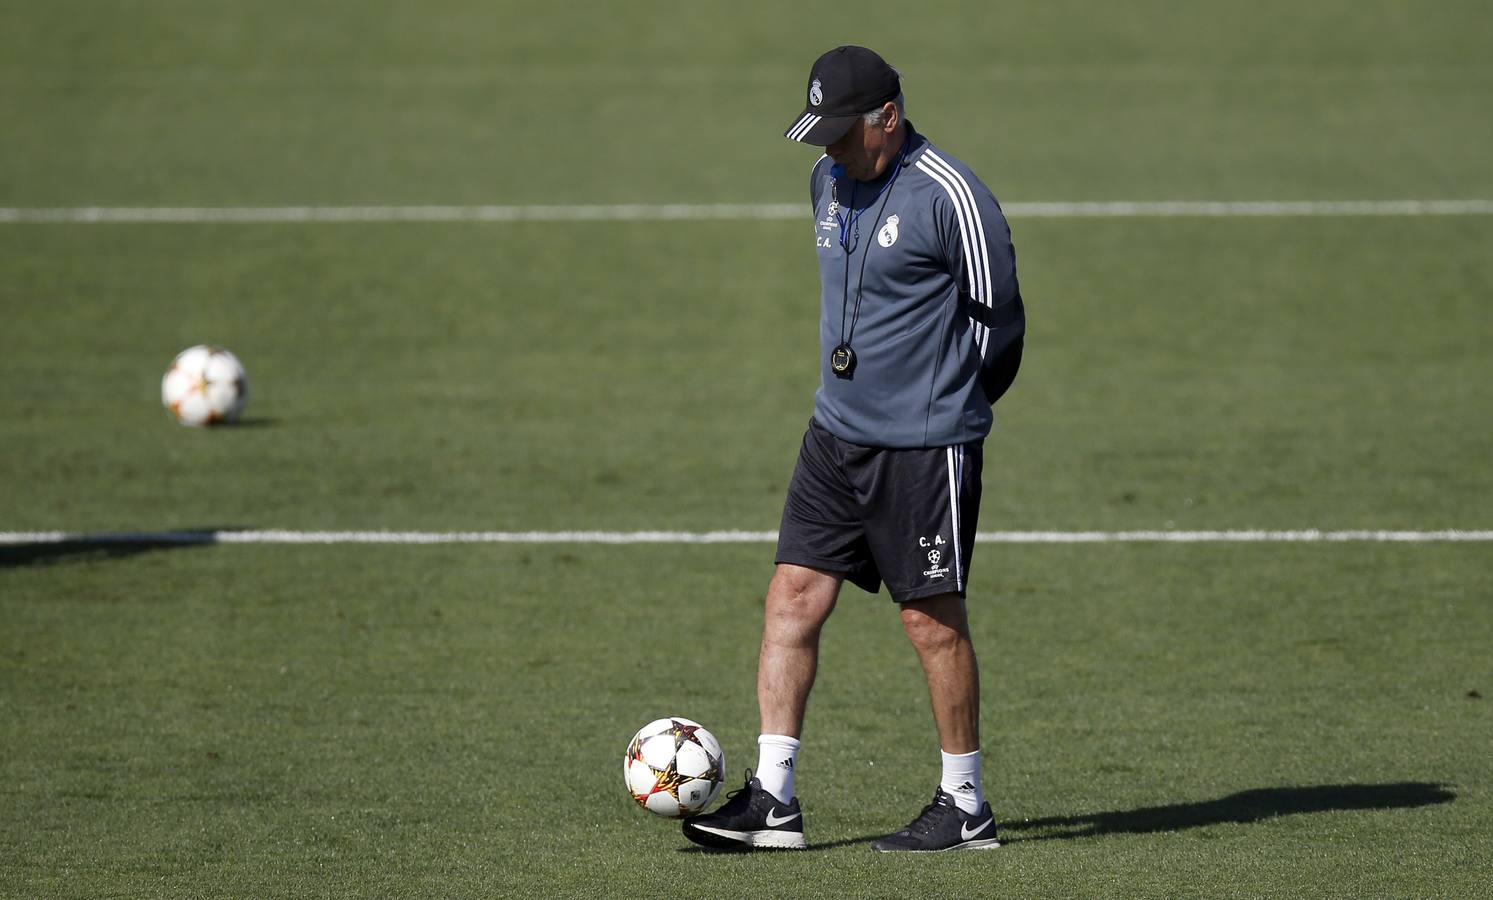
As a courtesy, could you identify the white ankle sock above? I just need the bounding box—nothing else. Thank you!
[755,733,801,803]
[940,749,985,814]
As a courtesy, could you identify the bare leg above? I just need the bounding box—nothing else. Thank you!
[899,593,980,753]
[758,564,843,738]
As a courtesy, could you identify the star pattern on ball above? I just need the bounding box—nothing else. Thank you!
[669,719,704,750]
[649,758,690,798]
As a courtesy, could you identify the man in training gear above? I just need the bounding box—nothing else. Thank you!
[682,45,1024,853]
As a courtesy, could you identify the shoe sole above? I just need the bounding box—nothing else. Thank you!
[872,838,1002,853]
[682,823,808,850]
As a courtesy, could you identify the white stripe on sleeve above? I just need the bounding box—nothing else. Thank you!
[922,150,994,356]
[916,159,986,348]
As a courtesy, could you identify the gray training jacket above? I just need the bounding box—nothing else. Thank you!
[809,124,1024,449]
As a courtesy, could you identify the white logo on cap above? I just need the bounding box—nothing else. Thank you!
[809,78,824,107]
[878,214,900,247]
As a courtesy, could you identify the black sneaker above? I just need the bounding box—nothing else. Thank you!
[681,772,807,850]
[871,788,1000,852]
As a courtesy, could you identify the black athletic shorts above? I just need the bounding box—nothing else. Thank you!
[775,418,983,603]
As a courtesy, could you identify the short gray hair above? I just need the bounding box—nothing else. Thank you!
[863,93,905,126]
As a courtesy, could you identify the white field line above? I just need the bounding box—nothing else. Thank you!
[2,530,1491,546]
[2,200,1493,224]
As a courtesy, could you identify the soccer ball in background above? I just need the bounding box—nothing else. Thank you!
[624,717,725,818]
[161,345,248,426]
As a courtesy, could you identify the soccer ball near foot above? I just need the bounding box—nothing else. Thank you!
[624,717,725,818]
[161,345,248,426]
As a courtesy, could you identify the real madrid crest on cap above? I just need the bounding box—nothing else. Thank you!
[784,46,901,146]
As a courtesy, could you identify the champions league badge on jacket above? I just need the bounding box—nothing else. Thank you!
[819,199,839,232]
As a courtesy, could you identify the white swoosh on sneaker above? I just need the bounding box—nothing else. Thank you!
[765,808,801,827]
[960,817,993,840]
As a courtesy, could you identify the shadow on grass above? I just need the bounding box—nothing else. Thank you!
[0,529,239,569]
[677,782,1455,852]
[677,834,886,854]
[1000,782,1456,843]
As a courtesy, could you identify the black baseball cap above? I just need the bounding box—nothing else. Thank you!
[784,45,901,146]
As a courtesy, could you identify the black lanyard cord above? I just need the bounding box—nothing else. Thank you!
[834,140,909,372]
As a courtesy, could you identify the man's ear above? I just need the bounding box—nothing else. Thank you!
[881,102,900,133]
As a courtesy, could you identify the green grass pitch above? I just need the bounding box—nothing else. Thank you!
[3,1,1492,897]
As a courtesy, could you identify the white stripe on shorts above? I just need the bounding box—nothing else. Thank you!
[946,446,964,593]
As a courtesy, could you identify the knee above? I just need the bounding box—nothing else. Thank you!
[765,566,839,633]
[900,598,970,653]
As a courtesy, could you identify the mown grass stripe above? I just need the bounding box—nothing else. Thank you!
[2,529,1489,545]
[3,200,1493,224]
